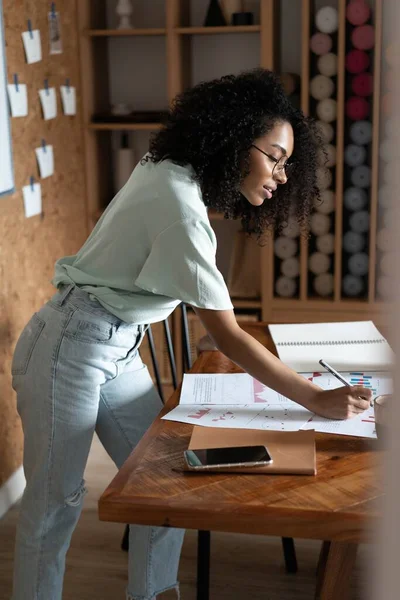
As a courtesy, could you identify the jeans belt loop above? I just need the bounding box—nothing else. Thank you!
[58,283,75,305]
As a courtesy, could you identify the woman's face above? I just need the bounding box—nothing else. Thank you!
[240,121,294,207]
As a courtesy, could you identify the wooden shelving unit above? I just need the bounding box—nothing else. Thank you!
[77,0,388,369]
[267,0,385,327]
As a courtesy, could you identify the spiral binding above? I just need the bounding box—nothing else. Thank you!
[275,339,386,346]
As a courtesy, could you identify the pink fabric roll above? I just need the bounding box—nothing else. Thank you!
[352,24,375,50]
[346,0,371,26]
[346,96,370,120]
[352,73,373,97]
[310,32,332,55]
[345,49,370,73]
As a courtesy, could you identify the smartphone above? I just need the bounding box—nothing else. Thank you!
[184,445,273,470]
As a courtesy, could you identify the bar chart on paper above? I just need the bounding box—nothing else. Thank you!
[305,371,392,398]
[349,373,377,395]
[301,371,393,438]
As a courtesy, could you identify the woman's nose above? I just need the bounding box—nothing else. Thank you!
[274,170,288,184]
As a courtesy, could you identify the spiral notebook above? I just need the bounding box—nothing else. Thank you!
[269,320,394,373]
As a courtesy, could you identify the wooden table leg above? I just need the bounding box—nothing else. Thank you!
[315,542,358,600]
[316,541,331,580]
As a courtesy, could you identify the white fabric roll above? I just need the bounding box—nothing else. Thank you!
[315,6,339,33]
[316,233,335,254]
[309,252,330,275]
[317,52,338,77]
[275,276,297,297]
[310,212,331,236]
[316,98,337,122]
[274,236,298,259]
[281,256,300,278]
[314,273,334,296]
[310,74,335,100]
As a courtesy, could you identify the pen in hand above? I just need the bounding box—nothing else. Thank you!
[319,359,371,404]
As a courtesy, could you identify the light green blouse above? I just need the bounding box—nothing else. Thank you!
[52,156,233,324]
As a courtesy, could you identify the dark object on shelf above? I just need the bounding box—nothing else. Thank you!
[204,0,226,26]
[92,110,169,124]
[232,12,254,25]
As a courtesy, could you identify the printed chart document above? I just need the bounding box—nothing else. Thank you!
[162,371,393,438]
[162,373,313,432]
[269,320,394,372]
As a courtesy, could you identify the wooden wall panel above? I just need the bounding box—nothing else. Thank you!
[0,0,87,487]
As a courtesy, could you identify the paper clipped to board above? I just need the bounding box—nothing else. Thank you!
[22,182,42,218]
[7,83,28,117]
[60,85,76,115]
[35,143,54,179]
[22,28,42,64]
[268,320,394,373]
[39,87,57,120]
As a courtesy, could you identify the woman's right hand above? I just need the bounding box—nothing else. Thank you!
[306,386,373,420]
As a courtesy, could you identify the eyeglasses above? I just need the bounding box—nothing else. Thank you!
[251,144,295,179]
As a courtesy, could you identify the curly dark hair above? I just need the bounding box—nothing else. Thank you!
[145,68,324,238]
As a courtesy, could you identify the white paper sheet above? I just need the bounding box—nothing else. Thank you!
[162,371,393,437]
[35,144,54,178]
[39,87,57,120]
[60,85,76,115]
[7,83,28,117]
[21,29,42,64]
[22,182,42,218]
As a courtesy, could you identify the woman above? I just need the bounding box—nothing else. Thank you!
[11,69,371,600]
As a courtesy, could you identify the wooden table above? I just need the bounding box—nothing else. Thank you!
[99,323,384,600]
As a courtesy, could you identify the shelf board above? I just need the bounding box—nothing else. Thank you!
[232,298,262,309]
[88,122,163,131]
[175,25,261,35]
[87,28,166,37]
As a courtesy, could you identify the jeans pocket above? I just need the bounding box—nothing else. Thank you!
[65,314,115,344]
[11,313,46,376]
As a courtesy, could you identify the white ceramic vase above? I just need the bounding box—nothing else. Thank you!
[116,0,134,29]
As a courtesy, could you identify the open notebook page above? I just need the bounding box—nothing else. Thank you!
[269,320,394,372]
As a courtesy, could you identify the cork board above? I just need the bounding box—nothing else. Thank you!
[0,0,87,487]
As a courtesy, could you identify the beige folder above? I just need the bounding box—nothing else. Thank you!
[187,427,316,475]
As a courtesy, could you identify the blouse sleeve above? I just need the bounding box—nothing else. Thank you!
[135,218,233,310]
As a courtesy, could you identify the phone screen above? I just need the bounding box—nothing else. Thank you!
[184,445,272,468]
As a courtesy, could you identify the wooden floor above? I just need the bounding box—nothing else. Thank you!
[0,434,372,599]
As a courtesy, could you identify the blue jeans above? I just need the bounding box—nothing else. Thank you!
[11,284,184,600]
